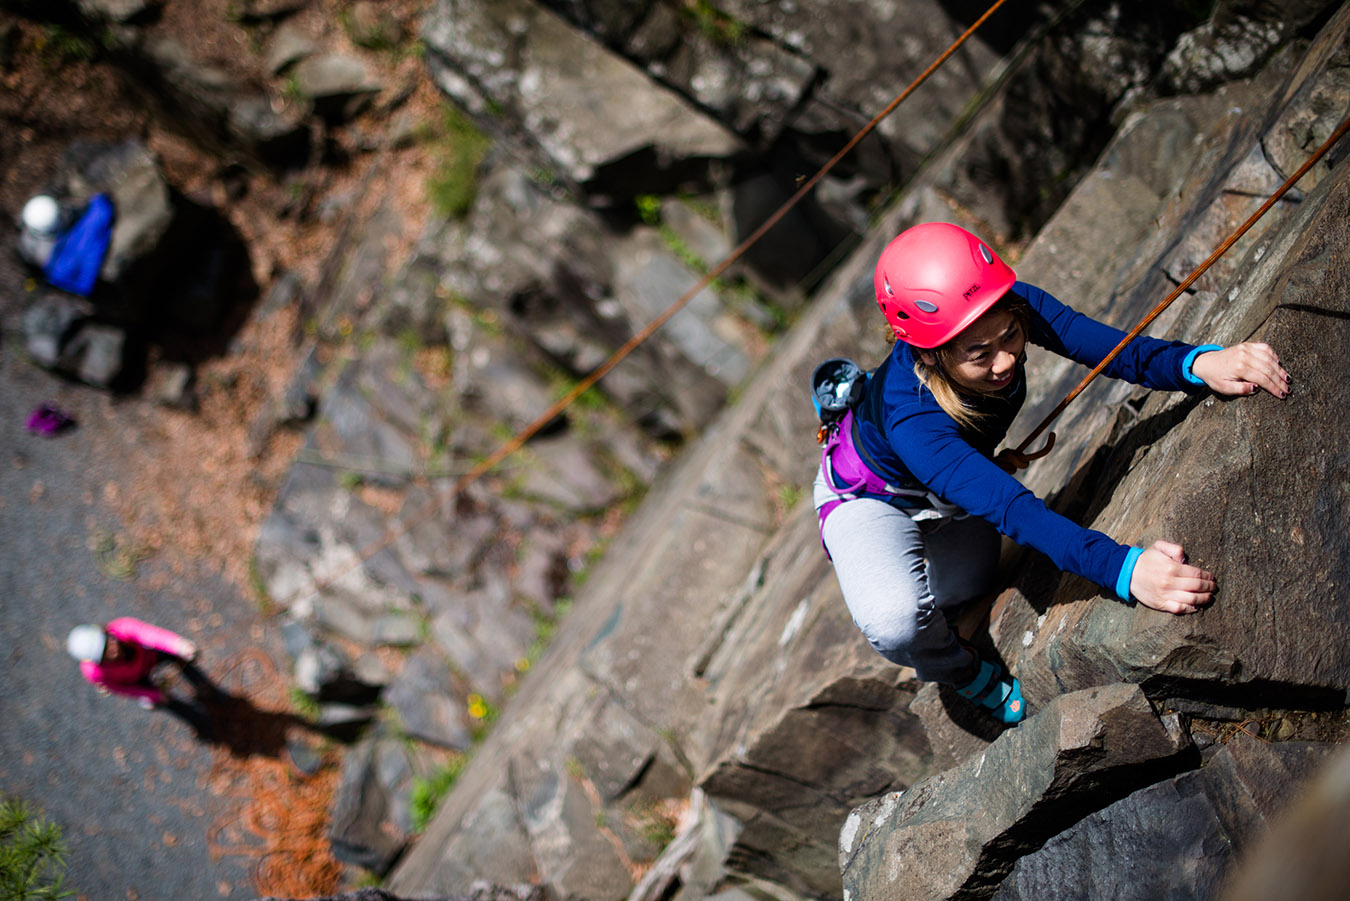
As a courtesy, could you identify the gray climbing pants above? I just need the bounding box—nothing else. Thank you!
[814,466,1001,684]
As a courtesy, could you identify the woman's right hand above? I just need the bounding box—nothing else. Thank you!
[1129,540,1215,614]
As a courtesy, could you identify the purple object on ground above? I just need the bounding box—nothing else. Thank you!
[26,404,75,436]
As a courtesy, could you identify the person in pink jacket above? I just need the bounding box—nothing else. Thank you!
[66,617,218,737]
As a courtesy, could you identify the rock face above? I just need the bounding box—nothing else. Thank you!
[383,4,1350,900]
[36,0,1333,896]
[23,0,1350,898]
[839,684,1195,901]
[991,733,1337,901]
[422,0,744,194]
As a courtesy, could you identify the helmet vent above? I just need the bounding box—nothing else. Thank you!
[913,299,939,314]
[883,277,894,296]
[979,244,994,265]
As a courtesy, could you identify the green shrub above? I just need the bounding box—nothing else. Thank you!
[0,798,73,900]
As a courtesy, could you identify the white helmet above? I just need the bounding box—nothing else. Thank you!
[66,624,107,663]
[21,195,62,236]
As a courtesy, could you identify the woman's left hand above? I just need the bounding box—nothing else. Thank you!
[1190,343,1290,398]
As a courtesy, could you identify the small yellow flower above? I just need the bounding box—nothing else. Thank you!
[514,657,531,672]
[467,693,488,720]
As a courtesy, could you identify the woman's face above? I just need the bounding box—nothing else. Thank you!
[103,635,128,664]
[925,308,1026,394]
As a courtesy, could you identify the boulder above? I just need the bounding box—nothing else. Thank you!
[20,292,89,369]
[421,0,743,195]
[383,650,474,751]
[839,684,1195,901]
[992,733,1338,900]
[263,22,317,75]
[52,139,172,285]
[292,53,382,122]
[540,0,816,144]
[59,322,128,388]
[328,729,412,875]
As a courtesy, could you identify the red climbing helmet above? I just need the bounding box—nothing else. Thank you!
[873,222,1016,348]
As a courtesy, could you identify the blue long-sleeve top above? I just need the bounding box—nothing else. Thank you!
[853,281,1212,598]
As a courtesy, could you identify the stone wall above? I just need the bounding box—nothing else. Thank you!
[388,4,1350,900]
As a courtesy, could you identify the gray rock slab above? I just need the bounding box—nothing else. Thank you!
[545,0,815,142]
[421,0,742,186]
[839,684,1194,901]
[991,767,1233,901]
[319,363,421,486]
[689,497,936,895]
[516,758,637,901]
[610,228,754,386]
[292,53,378,99]
[62,323,126,387]
[21,293,89,368]
[264,21,318,74]
[991,733,1339,900]
[514,434,625,514]
[384,650,474,750]
[329,732,410,874]
[77,0,150,23]
[1003,153,1350,709]
[55,140,172,283]
[577,439,779,734]
[722,0,1002,162]
[568,698,667,803]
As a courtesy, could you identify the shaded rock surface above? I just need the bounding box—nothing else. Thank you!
[14,0,1345,898]
[840,684,1195,901]
[384,4,1350,900]
[991,733,1338,901]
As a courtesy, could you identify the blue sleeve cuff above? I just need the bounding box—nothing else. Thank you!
[1181,344,1224,386]
[1115,547,1144,605]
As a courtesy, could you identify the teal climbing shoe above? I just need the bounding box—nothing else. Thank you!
[955,658,1026,725]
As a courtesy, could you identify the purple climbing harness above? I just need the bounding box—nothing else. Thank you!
[817,410,934,538]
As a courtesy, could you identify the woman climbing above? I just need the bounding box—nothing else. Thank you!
[814,222,1289,724]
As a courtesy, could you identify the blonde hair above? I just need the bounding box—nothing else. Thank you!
[905,294,1031,431]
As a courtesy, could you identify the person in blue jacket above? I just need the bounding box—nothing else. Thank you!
[814,222,1289,724]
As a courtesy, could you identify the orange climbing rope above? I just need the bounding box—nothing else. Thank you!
[203,648,343,897]
[1010,112,1350,462]
[286,0,1011,608]
[445,0,1010,498]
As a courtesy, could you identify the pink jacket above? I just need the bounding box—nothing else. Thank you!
[79,617,195,704]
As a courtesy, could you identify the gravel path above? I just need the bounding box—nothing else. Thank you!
[0,348,285,899]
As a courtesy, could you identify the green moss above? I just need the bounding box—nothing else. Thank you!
[633,801,678,850]
[635,194,662,226]
[680,1,749,46]
[289,687,321,719]
[409,755,469,833]
[426,105,492,220]
[247,556,276,616]
[35,24,98,67]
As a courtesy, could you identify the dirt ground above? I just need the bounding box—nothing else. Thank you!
[1,2,443,896]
